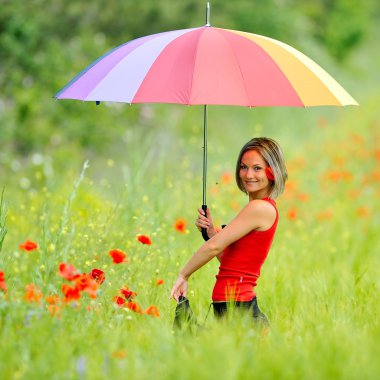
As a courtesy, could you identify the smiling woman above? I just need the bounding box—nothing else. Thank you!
[171,137,288,326]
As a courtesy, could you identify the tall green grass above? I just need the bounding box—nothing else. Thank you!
[1,42,380,380]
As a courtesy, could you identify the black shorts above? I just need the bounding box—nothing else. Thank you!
[173,296,269,330]
[212,296,269,324]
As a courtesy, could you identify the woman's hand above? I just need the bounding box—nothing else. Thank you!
[195,207,217,238]
[170,274,188,302]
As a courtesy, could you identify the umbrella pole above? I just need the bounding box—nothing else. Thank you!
[201,104,209,241]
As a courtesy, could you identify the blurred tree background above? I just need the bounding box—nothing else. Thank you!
[0,0,379,169]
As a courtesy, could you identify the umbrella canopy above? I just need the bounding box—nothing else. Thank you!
[55,26,357,107]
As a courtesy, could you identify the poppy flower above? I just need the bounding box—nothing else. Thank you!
[59,263,78,281]
[174,219,187,233]
[109,249,128,264]
[0,271,6,293]
[46,295,60,305]
[19,240,38,251]
[73,274,90,291]
[285,181,297,193]
[126,301,142,314]
[120,286,137,300]
[90,268,106,285]
[73,274,99,299]
[286,209,298,221]
[326,170,342,182]
[137,235,152,245]
[47,305,61,316]
[113,296,126,306]
[156,279,164,286]
[24,284,43,303]
[144,305,160,317]
[61,284,81,302]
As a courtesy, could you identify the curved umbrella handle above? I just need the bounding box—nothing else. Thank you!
[201,204,210,241]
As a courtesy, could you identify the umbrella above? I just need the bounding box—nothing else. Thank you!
[54,2,357,240]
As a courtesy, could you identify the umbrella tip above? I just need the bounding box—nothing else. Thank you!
[205,2,211,26]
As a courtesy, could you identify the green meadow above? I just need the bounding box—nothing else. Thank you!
[1,2,380,379]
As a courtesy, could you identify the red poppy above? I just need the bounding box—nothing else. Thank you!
[137,235,152,245]
[286,208,298,221]
[285,181,297,193]
[144,305,160,317]
[156,279,164,286]
[90,268,106,285]
[73,273,89,291]
[73,274,99,299]
[46,295,60,305]
[120,286,137,300]
[59,263,78,281]
[174,219,187,233]
[61,284,81,302]
[326,170,342,182]
[109,249,128,264]
[24,284,43,303]
[0,271,6,293]
[47,305,61,316]
[126,301,142,314]
[113,296,126,306]
[19,240,38,251]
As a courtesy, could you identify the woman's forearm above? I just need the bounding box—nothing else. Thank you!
[179,241,221,279]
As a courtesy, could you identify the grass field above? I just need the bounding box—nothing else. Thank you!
[1,39,380,380]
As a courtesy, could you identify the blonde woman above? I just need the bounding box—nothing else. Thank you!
[171,137,287,324]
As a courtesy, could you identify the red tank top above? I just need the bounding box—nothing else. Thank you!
[212,197,278,302]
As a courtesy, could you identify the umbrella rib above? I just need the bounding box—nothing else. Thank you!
[216,29,251,106]
[188,28,204,105]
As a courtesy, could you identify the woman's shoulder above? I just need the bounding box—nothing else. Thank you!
[245,198,276,213]
[243,199,277,229]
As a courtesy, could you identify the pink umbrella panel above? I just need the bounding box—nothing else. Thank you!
[55,26,358,107]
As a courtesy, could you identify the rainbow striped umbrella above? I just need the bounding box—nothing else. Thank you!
[55,26,357,107]
[55,4,357,239]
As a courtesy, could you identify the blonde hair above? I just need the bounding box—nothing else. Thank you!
[235,137,288,199]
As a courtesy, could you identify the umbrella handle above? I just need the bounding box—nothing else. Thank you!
[201,204,210,241]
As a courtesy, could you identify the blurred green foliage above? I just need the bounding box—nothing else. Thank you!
[296,0,375,61]
[0,0,378,159]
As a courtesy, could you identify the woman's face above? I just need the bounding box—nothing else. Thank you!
[239,150,271,200]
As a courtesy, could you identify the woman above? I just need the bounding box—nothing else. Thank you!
[170,137,287,323]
